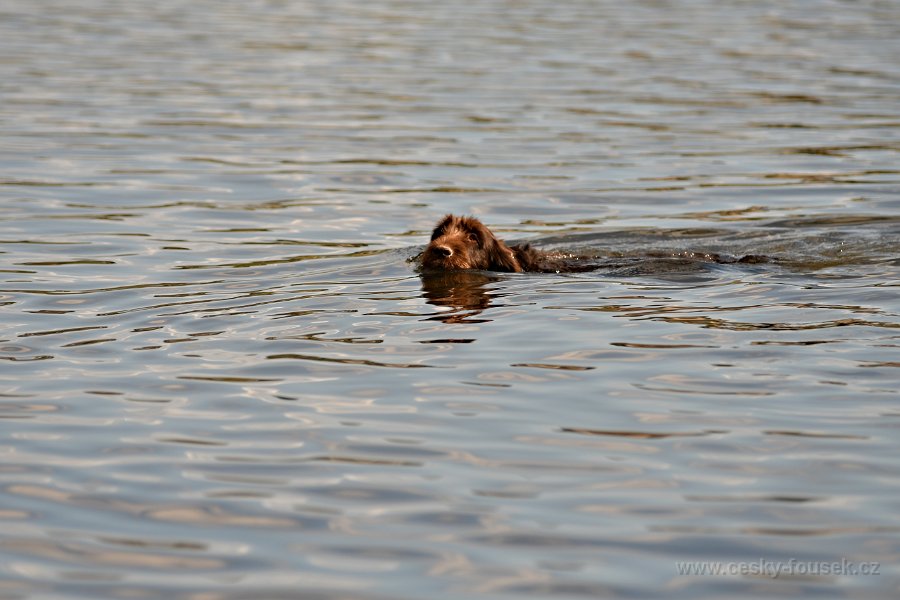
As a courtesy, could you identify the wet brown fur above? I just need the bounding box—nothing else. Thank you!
[420,214,553,273]
[419,214,773,274]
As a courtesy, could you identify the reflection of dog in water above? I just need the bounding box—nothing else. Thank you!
[420,271,497,323]
[420,214,578,273]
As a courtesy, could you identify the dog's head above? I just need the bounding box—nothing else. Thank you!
[420,214,521,272]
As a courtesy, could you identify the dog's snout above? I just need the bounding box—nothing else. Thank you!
[436,245,453,257]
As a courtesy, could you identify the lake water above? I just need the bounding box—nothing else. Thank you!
[1,0,899,598]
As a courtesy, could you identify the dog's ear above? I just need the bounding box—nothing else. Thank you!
[485,238,522,272]
[431,214,454,241]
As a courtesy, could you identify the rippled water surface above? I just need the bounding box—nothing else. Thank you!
[2,1,899,598]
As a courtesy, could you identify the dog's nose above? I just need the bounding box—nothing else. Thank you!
[436,245,453,257]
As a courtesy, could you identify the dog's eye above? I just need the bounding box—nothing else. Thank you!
[467,233,479,244]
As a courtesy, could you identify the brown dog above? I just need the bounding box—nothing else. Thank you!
[419,214,772,274]
[420,214,550,273]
